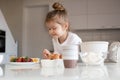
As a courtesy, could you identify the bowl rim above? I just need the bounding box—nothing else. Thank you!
[81,41,109,44]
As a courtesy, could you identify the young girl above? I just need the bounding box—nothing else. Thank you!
[43,2,82,59]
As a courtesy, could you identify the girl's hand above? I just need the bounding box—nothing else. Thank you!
[42,49,63,59]
[42,49,51,59]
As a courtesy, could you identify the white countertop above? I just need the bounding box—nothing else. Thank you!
[0,63,120,80]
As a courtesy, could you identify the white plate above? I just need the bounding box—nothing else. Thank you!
[8,62,38,65]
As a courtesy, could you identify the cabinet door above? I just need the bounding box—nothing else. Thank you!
[88,0,120,14]
[63,0,88,30]
[88,0,120,29]
[88,14,120,29]
[69,15,87,30]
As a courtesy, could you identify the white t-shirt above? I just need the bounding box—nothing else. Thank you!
[52,32,82,54]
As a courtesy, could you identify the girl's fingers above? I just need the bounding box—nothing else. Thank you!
[43,49,51,54]
[42,49,63,59]
[42,49,51,59]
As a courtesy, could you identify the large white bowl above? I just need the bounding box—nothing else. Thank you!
[79,52,105,65]
[80,41,109,53]
[0,55,3,64]
[80,41,109,65]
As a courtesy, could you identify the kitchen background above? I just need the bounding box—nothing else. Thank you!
[0,0,120,59]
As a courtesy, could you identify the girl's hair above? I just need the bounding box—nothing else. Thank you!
[45,2,70,30]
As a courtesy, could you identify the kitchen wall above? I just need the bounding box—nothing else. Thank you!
[0,0,120,56]
[73,29,120,42]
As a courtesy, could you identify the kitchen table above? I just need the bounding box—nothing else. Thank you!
[0,63,120,80]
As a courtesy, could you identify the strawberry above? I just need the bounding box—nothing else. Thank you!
[21,57,25,62]
[16,57,22,62]
[28,58,33,62]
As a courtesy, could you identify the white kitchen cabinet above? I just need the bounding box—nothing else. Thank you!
[62,0,87,16]
[49,0,120,30]
[63,0,88,30]
[88,14,120,29]
[88,0,120,29]
[88,0,120,14]
[69,15,87,30]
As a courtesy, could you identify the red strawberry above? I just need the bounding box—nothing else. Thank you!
[21,57,25,62]
[28,58,33,62]
[16,57,22,62]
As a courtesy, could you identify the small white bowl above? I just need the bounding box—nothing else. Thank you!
[41,59,64,68]
[41,59,54,68]
[0,55,3,64]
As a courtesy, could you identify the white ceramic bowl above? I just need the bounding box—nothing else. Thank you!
[79,52,105,65]
[0,55,3,64]
[41,59,54,68]
[80,41,109,65]
[41,59,64,68]
[80,41,109,53]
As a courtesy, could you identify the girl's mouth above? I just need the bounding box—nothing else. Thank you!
[52,35,58,39]
[51,33,57,36]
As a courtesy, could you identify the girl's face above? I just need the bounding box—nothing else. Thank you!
[46,21,68,39]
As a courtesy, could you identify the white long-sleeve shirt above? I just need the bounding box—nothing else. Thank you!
[52,32,82,54]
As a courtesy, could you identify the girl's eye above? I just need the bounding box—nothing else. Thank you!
[48,27,57,31]
[48,28,51,30]
[53,27,56,30]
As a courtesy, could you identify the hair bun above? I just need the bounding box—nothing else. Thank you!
[52,2,65,11]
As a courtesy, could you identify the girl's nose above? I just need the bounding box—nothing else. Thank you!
[49,29,54,34]
[51,29,54,33]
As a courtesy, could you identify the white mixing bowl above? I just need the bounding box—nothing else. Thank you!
[80,41,109,53]
[80,41,109,65]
